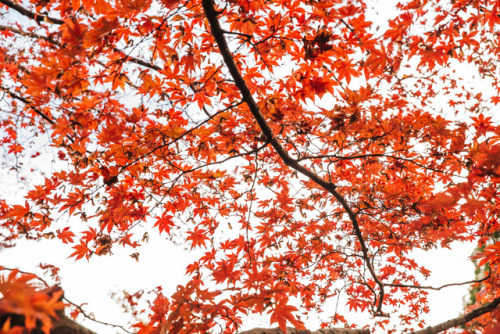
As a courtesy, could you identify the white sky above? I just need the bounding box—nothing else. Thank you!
[0,234,477,333]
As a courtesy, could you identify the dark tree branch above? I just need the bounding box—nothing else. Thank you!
[201,0,387,316]
[411,295,500,334]
[298,153,465,179]
[111,48,162,72]
[0,0,64,24]
[0,24,61,45]
[1,87,55,124]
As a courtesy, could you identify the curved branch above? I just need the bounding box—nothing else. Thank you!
[111,48,162,72]
[411,295,500,334]
[201,0,386,315]
[298,153,465,179]
[0,24,61,45]
[1,86,55,124]
[63,298,133,334]
[386,268,492,291]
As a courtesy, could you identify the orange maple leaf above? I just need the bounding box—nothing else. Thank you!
[269,301,305,333]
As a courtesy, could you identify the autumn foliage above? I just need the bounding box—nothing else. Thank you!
[0,0,500,333]
[0,270,64,333]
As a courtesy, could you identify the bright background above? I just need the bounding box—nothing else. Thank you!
[1,235,476,333]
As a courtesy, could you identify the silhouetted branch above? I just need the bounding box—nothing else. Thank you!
[202,0,387,316]
[0,87,55,124]
[411,295,500,334]
[0,0,64,24]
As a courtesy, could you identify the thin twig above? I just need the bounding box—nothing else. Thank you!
[386,268,492,291]
[0,87,55,124]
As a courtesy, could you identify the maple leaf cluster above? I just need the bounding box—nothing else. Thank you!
[0,0,500,333]
[0,269,64,334]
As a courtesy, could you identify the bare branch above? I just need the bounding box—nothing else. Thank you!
[63,298,133,334]
[386,268,491,291]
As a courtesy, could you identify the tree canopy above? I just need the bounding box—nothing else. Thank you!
[0,0,500,333]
